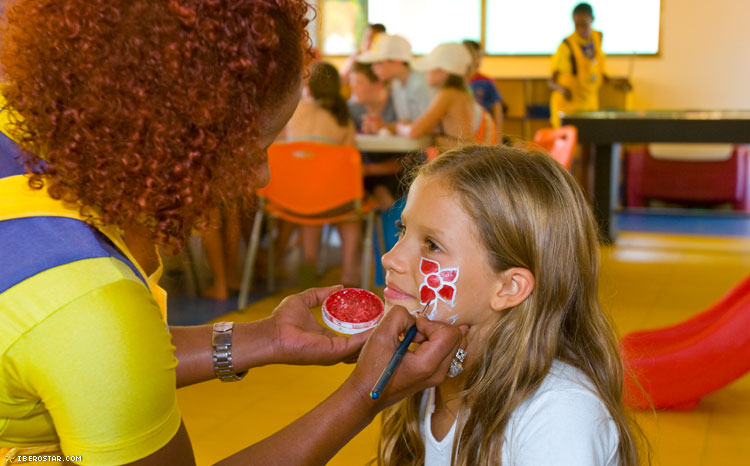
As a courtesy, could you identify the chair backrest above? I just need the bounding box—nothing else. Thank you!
[533,125,578,170]
[258,141,364,216]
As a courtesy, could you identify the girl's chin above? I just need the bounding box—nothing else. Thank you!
[385,302,464,326]
[385,300,421,314]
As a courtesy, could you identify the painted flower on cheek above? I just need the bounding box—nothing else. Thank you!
[419,258,459,317]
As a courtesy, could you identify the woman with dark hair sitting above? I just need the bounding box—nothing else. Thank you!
[398,43,497,153]
[283,61,361,287]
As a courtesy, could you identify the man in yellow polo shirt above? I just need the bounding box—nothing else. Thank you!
[548,3,626,127]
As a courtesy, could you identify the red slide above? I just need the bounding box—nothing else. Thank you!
[621,276,750,410]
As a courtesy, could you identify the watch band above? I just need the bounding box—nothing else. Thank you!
[212,322,247,382]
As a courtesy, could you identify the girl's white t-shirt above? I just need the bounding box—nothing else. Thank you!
[419,360,619,466]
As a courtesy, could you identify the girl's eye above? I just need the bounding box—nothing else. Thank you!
[394,219,405,239]
[426,238,441,253]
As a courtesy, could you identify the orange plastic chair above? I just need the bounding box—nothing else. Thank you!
[238,141,377,307]
[533,125,578,170]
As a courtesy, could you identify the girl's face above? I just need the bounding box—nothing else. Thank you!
[427,68,449,87]
[382,175,500,328]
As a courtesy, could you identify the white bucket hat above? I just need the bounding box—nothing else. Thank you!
[412,43,472,76]
[357,34,413,64]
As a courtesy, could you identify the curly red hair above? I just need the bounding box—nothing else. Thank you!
[1,0,311,249]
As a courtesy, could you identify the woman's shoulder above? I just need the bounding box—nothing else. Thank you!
[0,216,146,296]
[0,216,157,353]
[436,88,473,111]
[435,87,466,101]
[287,99,315,120]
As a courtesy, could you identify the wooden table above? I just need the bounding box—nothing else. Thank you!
[562,110,750,243]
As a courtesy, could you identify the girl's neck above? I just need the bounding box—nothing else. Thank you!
[431,371,466,442]
[431,323,489,441]
[436,374,464,412]
[434,322,487,416]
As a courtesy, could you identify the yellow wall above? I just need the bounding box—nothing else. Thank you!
[327,0,750,111]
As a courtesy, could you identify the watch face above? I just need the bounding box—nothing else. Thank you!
[214,322,233,332]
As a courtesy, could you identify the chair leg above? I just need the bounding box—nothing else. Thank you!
[317,224,332,275]
[361,211,375,290]
[267,216,277,293]
[238,209,264,309]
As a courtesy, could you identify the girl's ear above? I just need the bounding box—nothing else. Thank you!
[490,268,535,312]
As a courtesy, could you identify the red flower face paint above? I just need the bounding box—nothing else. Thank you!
[419,257,459,319]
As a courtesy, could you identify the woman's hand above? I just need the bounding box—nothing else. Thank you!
[347,305,467,409]
[261,285,371,366]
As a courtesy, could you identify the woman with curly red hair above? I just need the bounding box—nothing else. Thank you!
[0,1,465,464]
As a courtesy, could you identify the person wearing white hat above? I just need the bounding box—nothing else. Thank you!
[357,34,433,128]
[397,43,497,152]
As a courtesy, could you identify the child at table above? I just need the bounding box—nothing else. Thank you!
[348,62,403,210]
[463,40,504,143]
[398,43,497,154]
[348,62,398,134]
[378,145,646,465]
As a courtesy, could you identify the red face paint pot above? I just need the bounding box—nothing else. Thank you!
[322,288,385,334]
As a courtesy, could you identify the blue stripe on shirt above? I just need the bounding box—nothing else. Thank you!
[0,130,26,179]
[0,216,146,294]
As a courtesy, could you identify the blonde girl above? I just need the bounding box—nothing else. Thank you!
[378,145,646,465]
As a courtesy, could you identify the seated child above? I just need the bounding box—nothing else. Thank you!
[400,43,496,153]
[282,61,360,286]
[348,62,402,209]
[348,62,397,134]
[379,145,645,465]
[463,40,504,143]
[358,34,433,128]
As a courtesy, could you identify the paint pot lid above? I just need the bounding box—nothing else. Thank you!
[322,288,384,334]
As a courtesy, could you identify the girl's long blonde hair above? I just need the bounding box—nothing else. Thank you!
[377,145,647,466]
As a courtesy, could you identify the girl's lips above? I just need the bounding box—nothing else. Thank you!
[384,282,413,301]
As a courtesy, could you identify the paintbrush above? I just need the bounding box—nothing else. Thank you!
[370,301,431,400]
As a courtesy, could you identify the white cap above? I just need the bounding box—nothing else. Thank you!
[412,43,472,76]
[357,34,413,64]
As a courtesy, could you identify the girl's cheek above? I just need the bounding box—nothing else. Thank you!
[418,257,460,323]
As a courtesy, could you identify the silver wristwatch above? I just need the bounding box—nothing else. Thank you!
[212,322,247,382]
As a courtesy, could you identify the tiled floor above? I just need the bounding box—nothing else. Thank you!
[175,224,750,465]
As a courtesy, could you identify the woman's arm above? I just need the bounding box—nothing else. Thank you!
[548,71,572,101]
[406,90,453,138]
[137,307,465,466]
[171,286,371,388]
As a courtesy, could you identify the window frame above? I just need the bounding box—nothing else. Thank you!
[315,0,662,58]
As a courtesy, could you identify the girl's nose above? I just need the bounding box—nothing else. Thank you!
[381,241,407,275]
